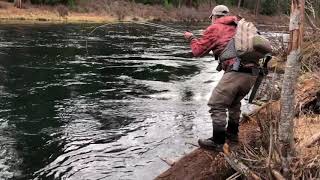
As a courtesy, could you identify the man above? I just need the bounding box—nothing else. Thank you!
[184,5,257,150]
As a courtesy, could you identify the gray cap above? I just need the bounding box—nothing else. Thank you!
[209,5,229,19]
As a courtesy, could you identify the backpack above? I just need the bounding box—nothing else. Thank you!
[219,18,272,65]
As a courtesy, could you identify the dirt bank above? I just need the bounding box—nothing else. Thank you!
[0,1,288,24]
[156,119,260,180]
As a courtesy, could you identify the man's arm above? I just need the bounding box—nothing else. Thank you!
[185,26,219,57]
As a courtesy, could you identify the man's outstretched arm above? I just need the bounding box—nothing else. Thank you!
[184,26,219,57]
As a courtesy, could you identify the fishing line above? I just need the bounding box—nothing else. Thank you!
[85,21,184,55]
[88,21,183,35]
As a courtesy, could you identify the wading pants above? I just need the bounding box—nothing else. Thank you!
[208,71,257,140]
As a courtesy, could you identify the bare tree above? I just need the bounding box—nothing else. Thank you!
[276,0,282,14]
[255,0,260,16]
[279,0,305,178]
[14,0,22,8]
[238,0,242,8]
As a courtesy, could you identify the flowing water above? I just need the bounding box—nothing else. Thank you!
[0,23,280,180]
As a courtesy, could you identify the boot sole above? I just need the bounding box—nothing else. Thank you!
[198,140,223,151]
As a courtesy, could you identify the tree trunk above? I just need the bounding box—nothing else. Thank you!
[186,0,192,7]
[276,0,282,14]
[178,0,182,8]
[238,0,242,8]
[279,0,305,178]
[255,0,261,16]
[14,0,22,8]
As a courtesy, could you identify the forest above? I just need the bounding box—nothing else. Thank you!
[9,0,320,17]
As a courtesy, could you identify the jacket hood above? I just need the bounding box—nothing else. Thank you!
[214,16,239,25]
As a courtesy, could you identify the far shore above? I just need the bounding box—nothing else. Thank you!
[0,5,119,24]
[0,1,152,24]
[0,1,290,25]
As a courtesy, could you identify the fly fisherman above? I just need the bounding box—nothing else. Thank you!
[184,5,259,150]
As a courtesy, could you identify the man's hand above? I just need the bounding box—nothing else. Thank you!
[184,32,194,41]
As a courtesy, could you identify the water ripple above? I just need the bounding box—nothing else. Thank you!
[0,23,283,180]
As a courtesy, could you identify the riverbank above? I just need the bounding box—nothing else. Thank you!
[0,0,289,24]
[156,72,320,179]
[156,35,320,179]
[0,1,115,23]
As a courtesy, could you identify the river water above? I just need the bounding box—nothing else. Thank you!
[0,23,279,180]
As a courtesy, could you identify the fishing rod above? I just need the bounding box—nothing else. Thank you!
[85,21,184,54]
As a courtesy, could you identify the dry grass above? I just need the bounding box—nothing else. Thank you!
[302,35,320,73]
[0,1,115,23]
[0,0,291,24]
[267,30,320,75]
[295,115,320,156]
[232,70,320,179]
[0,0,211,23]
[293,114,320,179]
[234,111,320,179]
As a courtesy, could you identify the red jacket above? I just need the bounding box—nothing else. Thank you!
[189,16,238,68]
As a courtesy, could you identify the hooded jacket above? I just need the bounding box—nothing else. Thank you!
[189,16,239,69]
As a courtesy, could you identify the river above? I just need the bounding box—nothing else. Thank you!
[0,22,281,180]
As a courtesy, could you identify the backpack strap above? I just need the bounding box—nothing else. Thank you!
[219,38,237,62]
[218,20,239,62]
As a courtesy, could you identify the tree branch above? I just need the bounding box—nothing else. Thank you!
[271,169,286,180]
[305,12,320,32]
[222,144,261,180]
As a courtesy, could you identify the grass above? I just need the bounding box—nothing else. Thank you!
[0,1,117,23]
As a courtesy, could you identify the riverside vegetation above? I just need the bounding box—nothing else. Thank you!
[0,0,319,23]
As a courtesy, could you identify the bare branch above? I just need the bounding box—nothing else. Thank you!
[226,172,242,180]
[271,169,286,180]
[305,0,315,18]
[267,125,274,173]
[305,12,320,32]
[223,144,262,180]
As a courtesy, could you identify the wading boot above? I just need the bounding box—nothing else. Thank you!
[226,122,239,143]
[198,130,225,151]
